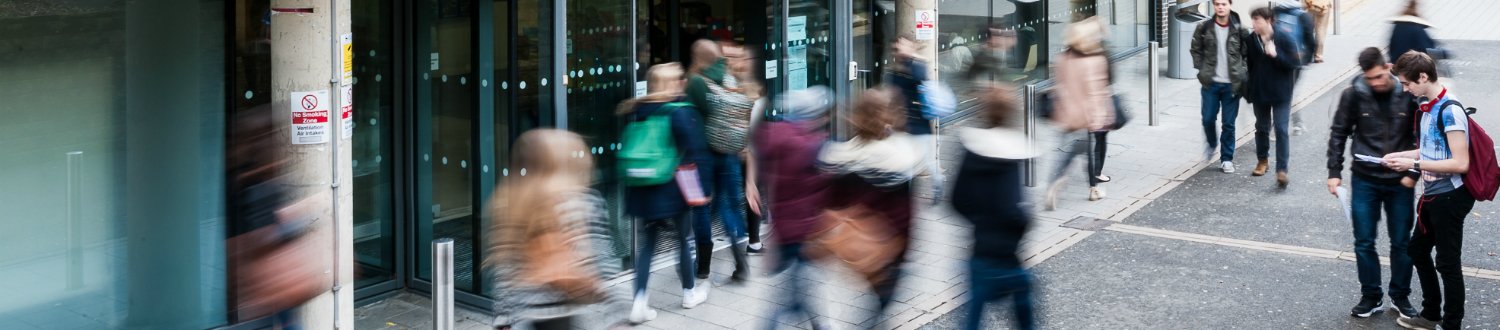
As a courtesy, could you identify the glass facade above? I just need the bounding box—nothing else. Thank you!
[3,1,1157,326]
[0,0,228,328]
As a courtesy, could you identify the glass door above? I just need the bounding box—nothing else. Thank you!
[351,0,399,294]
[413,0,482,294]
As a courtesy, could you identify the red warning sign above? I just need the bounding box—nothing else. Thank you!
[291,90,330,144]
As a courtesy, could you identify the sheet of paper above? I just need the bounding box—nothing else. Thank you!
[1354,154,1385,163]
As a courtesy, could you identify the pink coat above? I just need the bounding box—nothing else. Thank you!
[1051,51,1114,132]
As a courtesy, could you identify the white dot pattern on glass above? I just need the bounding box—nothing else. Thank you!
[461,160,467,168]
[376,74,383,82]
[460,77,467,85]
[441,157,447,165]
[503,168,509,176]
[376,155,382,163]
[369,50,376,57]
[520,168,527,176]
[481,79,487,87]
[541,78,548,86]
[483,165,488,173]
[244,91,254,99]
[520,81,527,90]
[353,160,359,167]
[353,77,359,84]
[370,118,377,125]
[502,81,509,89]
[441,75,447,82]
[423,73,429,80]
[424,154,430,161]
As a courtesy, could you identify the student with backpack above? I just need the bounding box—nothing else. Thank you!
[689,39,754,284]
[1382,51,1500,330]
[617,63,713,324]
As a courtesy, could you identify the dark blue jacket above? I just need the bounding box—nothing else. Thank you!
[1388,20,1436,64]
[887,57,931,135]
[624,101,713,220]
[1245,33,1301,105]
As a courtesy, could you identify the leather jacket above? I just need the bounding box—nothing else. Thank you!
[1327,74,1420,183]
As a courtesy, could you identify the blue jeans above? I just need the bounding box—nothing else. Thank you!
[1253,99,1291,171]
[694,152,749,246]
[1350,176,1415,297]
[964,258,1035,330]
[765,243,817,330]
[634,214,697,296]
[1201,82,1240,162]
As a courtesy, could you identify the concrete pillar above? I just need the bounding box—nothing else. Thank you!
[269,0,354,328]
[896,0,939,79]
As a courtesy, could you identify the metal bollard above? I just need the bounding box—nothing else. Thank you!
[1149,41,1160,127]
[1024,84,1037,187]
[433,238,454,330]
[1333,0,1341,35]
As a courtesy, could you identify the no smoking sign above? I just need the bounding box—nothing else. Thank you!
[291,90,330,144]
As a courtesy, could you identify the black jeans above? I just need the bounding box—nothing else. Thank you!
[1411,188,1475,329]
[1052,131,1109,187]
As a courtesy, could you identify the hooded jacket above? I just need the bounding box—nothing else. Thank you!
[819,134,928,238]
[1190,11,1250,94]
[1327,73,1420,183]
[753,120,830,244]
[950,127,1033,264]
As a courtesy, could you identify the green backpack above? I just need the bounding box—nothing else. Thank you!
[619,102,688,186]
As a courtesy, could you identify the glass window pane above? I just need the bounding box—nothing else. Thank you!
[352,0,397,289]
[0,0,227,327]
[415,0,479,293]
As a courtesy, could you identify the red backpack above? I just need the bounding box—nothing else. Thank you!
[1434,100,1500,201]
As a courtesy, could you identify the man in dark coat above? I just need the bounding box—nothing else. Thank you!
[1245,7,1302,187]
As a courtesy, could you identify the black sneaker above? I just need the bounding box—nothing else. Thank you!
[747,244,765,256]
[1391,297,1419,320]
[1351,295,1385,318]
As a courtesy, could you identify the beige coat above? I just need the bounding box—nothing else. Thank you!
[1051,50,1114,132]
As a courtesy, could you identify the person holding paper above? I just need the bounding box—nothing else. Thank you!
[618,63,714,324]
[1325,47,1421,319]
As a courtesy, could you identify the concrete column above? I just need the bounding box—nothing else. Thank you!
[896,0,939,79]
[269,0,354,328]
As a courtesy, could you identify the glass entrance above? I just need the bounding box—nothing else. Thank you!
[414,0,482,294]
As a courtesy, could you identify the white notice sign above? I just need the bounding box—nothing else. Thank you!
[291,90,330,145]
[788,45,808,90]
[635,81,648,97]
[787,16,807,41]
[341,85,354,140]
[766,60,779,79]
[915,10,936,40]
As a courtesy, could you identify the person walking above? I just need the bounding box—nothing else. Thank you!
[818,87,925,326]
[1245,7,1300,188]
[722,43,769,256]
[484,129,626,330]
[1326,47,1421,320]
[1388,0,1437,64]
[1043,18,1115,209]
[887,33,946,202]
[1190,0,1249,173]
[681,39,736,281]
[754,87,835,330]
[1304,0,1331,63]
[951,87,1037,330]
[695,40,756,284]
[1383,51,1475,330]
[618,63,712,324]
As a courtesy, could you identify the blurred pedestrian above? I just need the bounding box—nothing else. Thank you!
[818,87,924,325]
[226,106,325,330]
[1190,0,1249,173]
[617,63,713,324]
[695,40,757,284]
[1325,47,1420,320]
[484,129,625,330]
[1245,7,1301,188]
[723,43,770,255]
[1304,0,1331,63]
[683,39,731,281]
[965,27,1019,85]
[1384,51,1475,330]
[887,33,947,203]
[1043,17,1115,209]
[1388,0,1437,64]
[950,86,1037,330]
[753,87,835,330]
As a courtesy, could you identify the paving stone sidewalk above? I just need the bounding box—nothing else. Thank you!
[354,0,1434,328]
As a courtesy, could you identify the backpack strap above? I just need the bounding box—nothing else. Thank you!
[1433,99,1467,148]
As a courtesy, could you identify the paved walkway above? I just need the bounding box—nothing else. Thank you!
[354,1,1500,329]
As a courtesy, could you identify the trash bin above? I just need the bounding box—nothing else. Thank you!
[1168,0,1211,79]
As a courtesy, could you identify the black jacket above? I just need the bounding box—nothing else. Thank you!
[1388,17,1436,64]
[887,57,931,135]
[950,130,1030,265]
[1244,32,1300,105]
[1327,74,1420,183]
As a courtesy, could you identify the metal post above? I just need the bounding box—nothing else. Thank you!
[1149,41,1160,126]
[1024,84,1037,187]
[66,151,83,290]
[432,238,454,330]
[1332,0,1341,35]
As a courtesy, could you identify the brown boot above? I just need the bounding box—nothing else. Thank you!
[1277,171,1289,188]
[1252,159,1270,176]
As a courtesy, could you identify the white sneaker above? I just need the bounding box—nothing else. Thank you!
[1221,161,1236,174]
[682,285,710,309]
[1203,146,1216,163]
[1088,186,1107,201]
[629,295,657,324]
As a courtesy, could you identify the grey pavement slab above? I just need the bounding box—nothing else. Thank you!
[1118,40,1500,272]
[922,230,1500,329]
